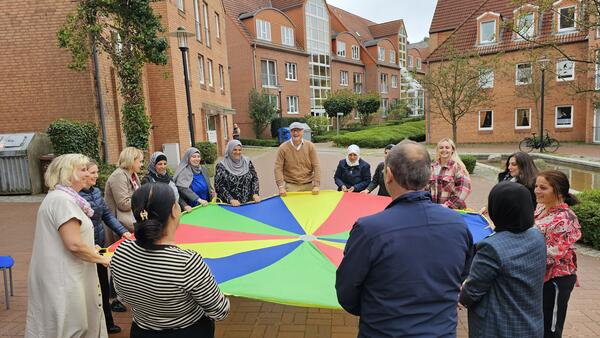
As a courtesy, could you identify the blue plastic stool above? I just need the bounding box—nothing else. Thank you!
[0,256,14,309]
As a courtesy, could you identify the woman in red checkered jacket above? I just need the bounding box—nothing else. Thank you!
[429,138,472,209]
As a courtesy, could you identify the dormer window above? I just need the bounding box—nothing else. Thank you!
[558,5,576,32]
[517,12,535,38]
[281,26,294,46]
[256,19,271,41]
[351,45,360,60]
[337,41,346,57]
[378,46,385,61]
[480,20,497,44]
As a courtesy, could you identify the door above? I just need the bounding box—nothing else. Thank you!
[595,108,600,143]
[206,115,217,144]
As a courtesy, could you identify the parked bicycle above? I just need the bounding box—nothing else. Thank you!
[519,130,560,153]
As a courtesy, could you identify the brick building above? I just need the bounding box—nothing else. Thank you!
[223,0,413,136]
[0,0,234,162]
[426,0,600,144]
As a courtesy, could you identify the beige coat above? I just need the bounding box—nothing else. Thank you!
[104,167,139,235]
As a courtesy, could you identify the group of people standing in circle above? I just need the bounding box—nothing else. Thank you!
[23,118,581,338]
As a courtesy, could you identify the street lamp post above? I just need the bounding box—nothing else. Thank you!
[171,27,196,146]
[538,57,550,152]
[276,84,283,118]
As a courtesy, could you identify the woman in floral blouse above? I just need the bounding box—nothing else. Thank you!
[534,170,581,338]
[214,140,261,206]
[429,138,471,209]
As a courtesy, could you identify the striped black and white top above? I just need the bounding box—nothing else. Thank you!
[110,240,230,331]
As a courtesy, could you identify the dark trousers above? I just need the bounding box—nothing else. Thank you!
[97,264,115,327]
[130,317,214,338]
[543,274,577,338]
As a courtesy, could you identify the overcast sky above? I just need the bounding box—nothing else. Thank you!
[326,0,437,43]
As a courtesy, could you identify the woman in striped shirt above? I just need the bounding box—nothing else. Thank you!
[110,182,230,338]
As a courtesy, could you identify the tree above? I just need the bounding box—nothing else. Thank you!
[57,0,168,151]
[420,47,498,143]
[355,92,381,126]
[323,90,356,118]
[248,89,278,138]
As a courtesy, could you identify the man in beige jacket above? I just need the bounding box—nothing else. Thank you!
[274,122,321,195]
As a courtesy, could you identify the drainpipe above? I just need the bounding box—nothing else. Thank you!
[425,60,431,144]
[252,41,258,89]
[91,35,109,163]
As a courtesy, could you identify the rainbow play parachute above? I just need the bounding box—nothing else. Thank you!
[108,191,491,309]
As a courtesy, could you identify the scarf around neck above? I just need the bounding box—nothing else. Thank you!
[221,140,250,176]
[148,151,172,183]
[55,184,94,217]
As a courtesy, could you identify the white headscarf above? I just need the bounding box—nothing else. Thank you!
[346,144,360,167]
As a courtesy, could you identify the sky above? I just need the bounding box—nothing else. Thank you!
[326,0,437,43]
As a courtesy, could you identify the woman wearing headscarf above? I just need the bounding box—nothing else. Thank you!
[214,140,260,206]
[460,182,547,338]
[142,151,192,212]
[174,148,215,207]
[334,144,371,193]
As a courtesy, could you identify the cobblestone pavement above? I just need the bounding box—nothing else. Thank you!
[1,145,599,337]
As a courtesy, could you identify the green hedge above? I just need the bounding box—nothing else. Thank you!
[459,155,477,174]
[332,120,425,148]
[572,189,600,250]
[195,141,218,164]
[270,117,307,138]
[47,119,100,160]
[240,138,279,147]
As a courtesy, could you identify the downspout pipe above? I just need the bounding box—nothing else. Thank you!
[91,35,109,163]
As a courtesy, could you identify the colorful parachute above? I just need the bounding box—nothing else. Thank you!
[108,191,492,309]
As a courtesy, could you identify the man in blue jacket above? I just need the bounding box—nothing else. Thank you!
[336,140,473,337]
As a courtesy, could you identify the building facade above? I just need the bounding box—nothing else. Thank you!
[426,0,600,144]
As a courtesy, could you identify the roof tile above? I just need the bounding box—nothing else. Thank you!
[430,0,484,33]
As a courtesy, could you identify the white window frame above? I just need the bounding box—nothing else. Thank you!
[267,95,279,110]
[256,19,271,41]
[218,64,224,90]
[478,110,494,130]
[380,73,388,93]
[281,26,294,46]
[351,45,360,60]
[596,50,600,90]
[416,58,422,70]
[515,108,531,129]
[285,62,297,81]
[215,12,221,40]
[389,50,395,64]
[516,12,535,39]
[391,75,398,88]
[287,96,299,114]
[261,59,277,88]
[556,59,575,81]
[202,2,211,47]
[479,20,497,44]
[177,0,185,11]
[555,105,574,128]
[408,55,413,68]
[197,54,205,85]
[378,46,385,61]
[515,63,532,85]
[353,72,363,93]
[557,5,576,32]
[340,70,348,86]
[207,59,214,87]
[479,68,494,88]
[194,0,202,42]
[337,41,346,57]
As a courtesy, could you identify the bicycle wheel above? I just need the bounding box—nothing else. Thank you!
[545,138,560,153]
[519,138,535,152]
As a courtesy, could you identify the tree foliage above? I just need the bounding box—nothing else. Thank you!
[323,90,356,118]
[248,89,278,138]
[47,119,100,161]
[57,0,168,151]
[355,92,381,126]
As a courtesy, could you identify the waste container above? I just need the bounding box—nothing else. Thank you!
[0,133,52,195]
[278,127,291,144]
[301,123,312,142]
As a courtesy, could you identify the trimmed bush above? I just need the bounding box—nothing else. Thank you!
[47,119,100,160]
[195,141,218,164]
[305,115,330,136]
[270,117,307,138]
[572,189,600,250]
[240,138,279,147]
[332,120,425,148]
[460,155,477,174]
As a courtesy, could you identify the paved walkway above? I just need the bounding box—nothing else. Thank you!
[1,145,599,337]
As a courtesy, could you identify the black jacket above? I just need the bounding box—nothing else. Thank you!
[334,159,371,192]
[79,187,128,247]
[366,162,389,196]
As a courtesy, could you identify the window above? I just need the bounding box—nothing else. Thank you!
[479,110,493,130]
[207,59,214,87]
[515,108,531,129]
[202,2,210,47]
[285,62,297,80]
[215,13,221,40]
[353,72,363,93]
[261,59,277,87]
[197,54,205,85]
[480,20,496,44]
[177,0,184,11]
[556,105,573,128]
[517,12,534,38]
[479,68,494,88]
[351,45,360,60]
[390,51,395,64]
[256,19,271,41]
[558,6,576,32]
[218,64,224,90]
[337,41,346,57]
[596,51,600,90]
[516,63,532,85]
[267,95,279,110]
[416,58,422,70]
[340,71,348,86]
[556,59,575,81]
[194,0,202,42]
[287,96,299,114]
[378,46,385,61]
[281,26,294,46]
[391,75,398,88]
[399,27,407,68]
[381,98,389,114]
[408,55,413,68]
[380,73,388,93]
